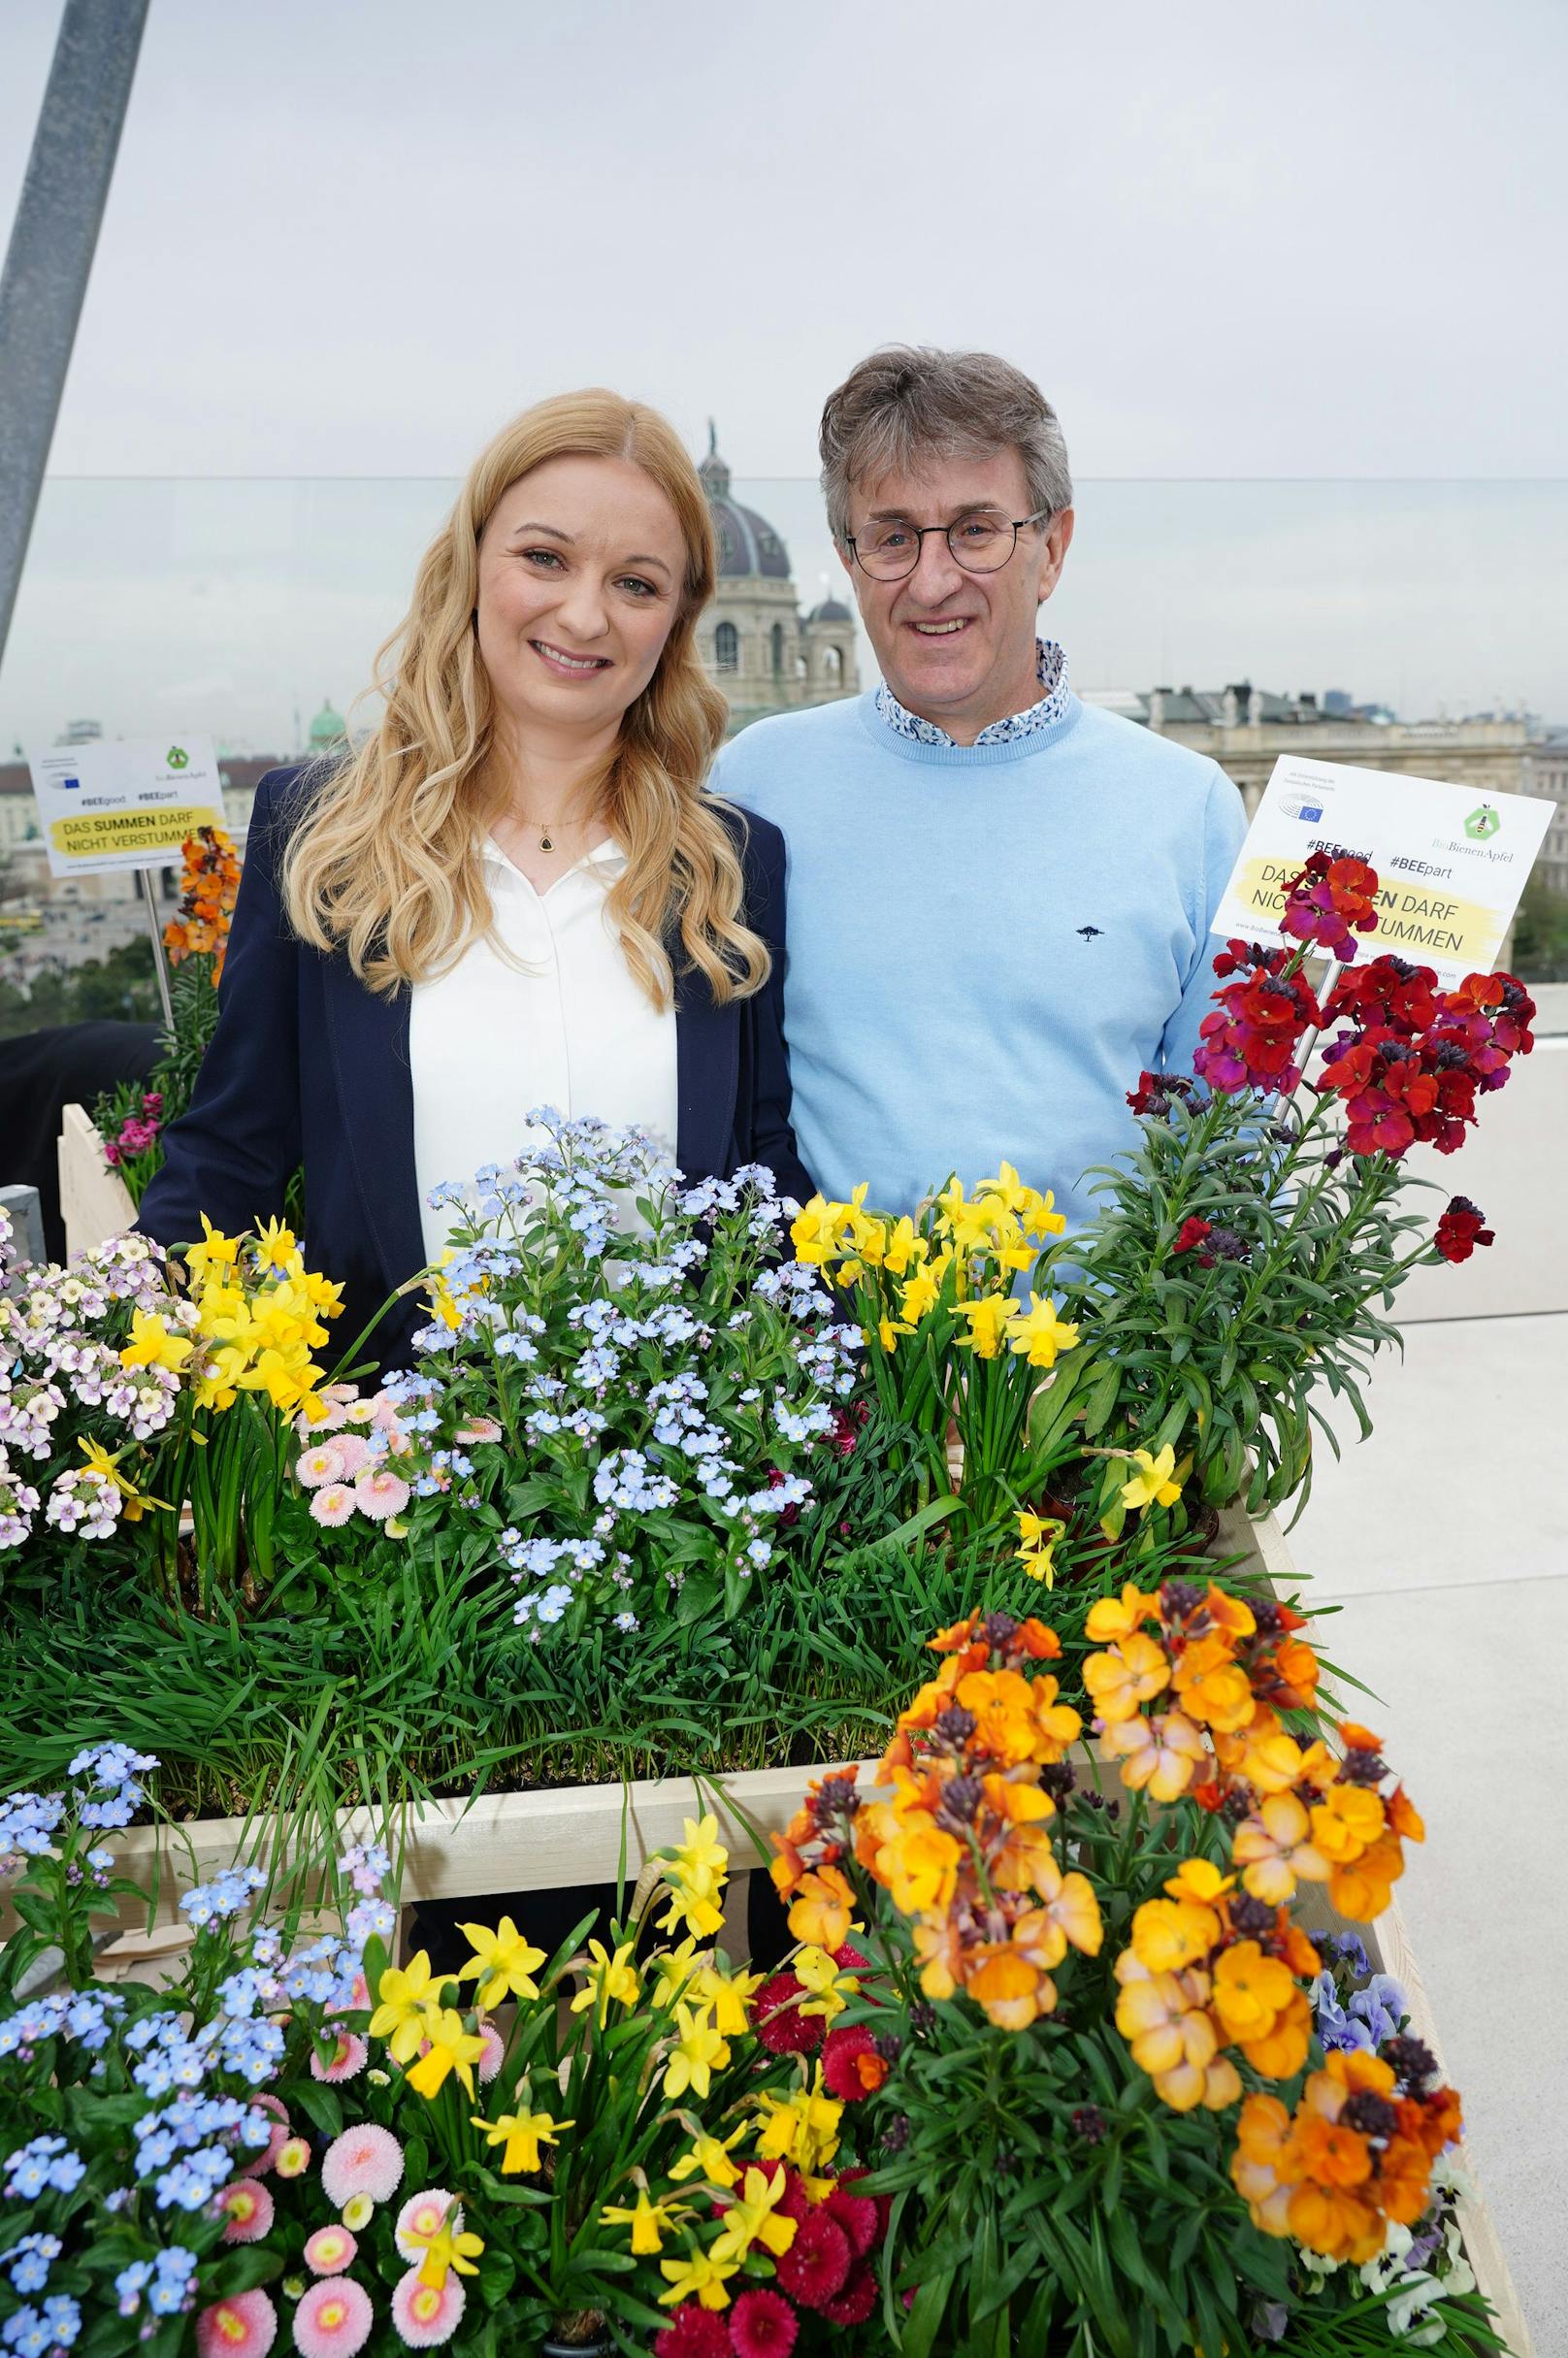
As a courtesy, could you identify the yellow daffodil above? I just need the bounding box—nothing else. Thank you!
[1014,1508,1064,1588]
[1008,1292,1081,1369]
[873,1314,908,1354]
[75,1437,169,1523]
[472,2107,572,2175]
[405,2008,488,2101]
[659,1817,728,1940]
[570,1938,640,2019]
[1120,1444,1183,1513]
[953,1293,1019,1359]
[690,1960,763,2038]
[183,1214,243,1287]
[752,2069,843,2173]
[602,2189,683,2254]
[252,1216,302,1274]
[880,1215,922,1277]
[119,1310,193,1375]
[650,1935,704,2012]
[368,1951,441,2064]
[898,1263,943,1324]
[793,1944,858,2022]
[658,2250,739,2312]
[709,2164,798,2267]
[455,1916,547,2009]
[414,2221,484,2291]
[790,1195,842,1266]
[668,2124,747,2188]
[662,2002,730,2101]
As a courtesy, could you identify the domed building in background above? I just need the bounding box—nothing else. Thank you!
[305,697,347,759]
[697,426,859,734]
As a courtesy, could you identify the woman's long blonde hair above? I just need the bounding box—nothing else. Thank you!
[281,390,767,1007]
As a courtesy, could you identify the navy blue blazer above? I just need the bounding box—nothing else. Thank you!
[138,767,814,1370]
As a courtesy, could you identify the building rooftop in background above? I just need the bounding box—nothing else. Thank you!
[1078,680,1534,813]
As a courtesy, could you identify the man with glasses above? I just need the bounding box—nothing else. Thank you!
[714,344,1247,1225]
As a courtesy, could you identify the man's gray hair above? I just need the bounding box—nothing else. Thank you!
[819,344,1073,545]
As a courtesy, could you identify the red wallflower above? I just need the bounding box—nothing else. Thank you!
[1429,972,1537,1087]
[729,2288,800,2358]
[1172,1217,1213,1256]
[1279,851,1380,960]
[775,2211,852,2309]
[1194,943,1322,1095]
[1323,955,1439,1043]
[654,2306,730,2358]
[822,2022,888,2099]
[1434,1197,1494,1262]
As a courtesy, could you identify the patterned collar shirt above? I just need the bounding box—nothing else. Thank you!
[873,636,1072,748]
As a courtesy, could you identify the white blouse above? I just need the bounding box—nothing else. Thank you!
[408,836,679,1265]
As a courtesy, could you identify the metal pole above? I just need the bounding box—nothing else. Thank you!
[138,864,173,1029]
[0,0,150,670]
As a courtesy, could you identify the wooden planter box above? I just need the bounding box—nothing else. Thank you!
[18,1501,1534,2348]
[98,1504,1289,1924]
[58,1101,136,1258]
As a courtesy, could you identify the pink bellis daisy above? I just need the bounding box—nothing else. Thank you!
[310,2030,369,2083]
[390,2270,467,2349]
[320,2124,404,2210]
[476,2018,505,2084]
[355,1468,410,1522]
[292,2278,373,2358]
[196,2290,278,2358]
[309,1483,356,1528]
[329,1432,370,1479]
[218,2178,276,2243]
[296,1441,346,1490]
[303,2228,359,2277]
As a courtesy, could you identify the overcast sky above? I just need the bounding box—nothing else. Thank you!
[2,0,1565,742]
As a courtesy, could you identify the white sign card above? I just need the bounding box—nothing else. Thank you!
[28,737,225,877]
[1211,754,1553,983]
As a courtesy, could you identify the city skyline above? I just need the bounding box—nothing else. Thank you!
[2,472,1562,759]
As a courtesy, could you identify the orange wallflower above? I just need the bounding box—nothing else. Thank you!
[785,1865,857,1950]
[1291,2113,1373,2189]
[1379,2137,1438,2225]
[1309,1784,1386,1864]
[1287,2180,1383,2266]
[1210,1942,1296,2046]
[1083,1633,1170,1723]
[1327,1832,1405,1921]
[1100,1708,1207,1801]
[966,1945,1055,2031]
[1236,1984,1311,2080]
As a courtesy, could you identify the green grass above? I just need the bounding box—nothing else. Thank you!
[1,1503,1276,1834]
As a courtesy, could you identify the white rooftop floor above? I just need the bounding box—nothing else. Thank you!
[1290,1308,1567,2354]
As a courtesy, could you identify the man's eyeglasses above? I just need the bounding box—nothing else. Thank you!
[845,509,1052,582]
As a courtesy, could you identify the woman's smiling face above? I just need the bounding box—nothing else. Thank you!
[475,455,689,739]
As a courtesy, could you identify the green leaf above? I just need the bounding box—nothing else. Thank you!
[898,2267,957,2358]
[285,2079,343,2138]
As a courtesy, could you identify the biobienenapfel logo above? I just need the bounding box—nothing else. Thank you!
[165,744,189,770]
[1464,803,1501,841]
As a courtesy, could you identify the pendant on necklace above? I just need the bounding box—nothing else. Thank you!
[539,833,553,853]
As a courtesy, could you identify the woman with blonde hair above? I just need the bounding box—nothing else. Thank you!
[140,391,812,1362]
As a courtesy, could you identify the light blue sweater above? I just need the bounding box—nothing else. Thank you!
[713,688,1247,1227]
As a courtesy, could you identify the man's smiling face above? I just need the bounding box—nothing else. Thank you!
[841,446,1073,744]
